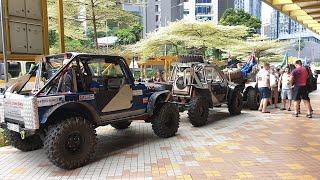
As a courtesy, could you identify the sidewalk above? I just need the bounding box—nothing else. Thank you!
[0,87,319,180]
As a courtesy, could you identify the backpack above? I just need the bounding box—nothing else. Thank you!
[306,68,314,92]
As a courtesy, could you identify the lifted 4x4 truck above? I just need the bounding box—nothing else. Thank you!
[170,58,243,127]
[0,53,180,169]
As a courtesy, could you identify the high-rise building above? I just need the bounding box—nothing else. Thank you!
[121,0,184,36]
[234,0,261,20]
[261,23,271,38]
[270,9,320,60]
[183,0,235,24]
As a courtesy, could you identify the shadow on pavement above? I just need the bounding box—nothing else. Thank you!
[93,124,161,161]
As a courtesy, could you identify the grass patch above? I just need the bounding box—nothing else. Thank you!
[0,128,7,147]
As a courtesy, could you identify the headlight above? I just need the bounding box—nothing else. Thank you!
[175,77,187,90]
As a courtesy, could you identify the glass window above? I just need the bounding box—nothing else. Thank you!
[196,0,211,3]
[195,5,212,15]
[8,62,21,78]
[155,5,159,12]
[205,67,222,82]
[26,62,36,73]
[88,59,124,78]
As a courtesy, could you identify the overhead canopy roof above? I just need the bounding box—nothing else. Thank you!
[264,0,320,35]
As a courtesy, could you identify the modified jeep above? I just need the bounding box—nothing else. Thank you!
[170,57,243,127]
[0,53,180,169]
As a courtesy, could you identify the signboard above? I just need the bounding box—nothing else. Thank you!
[0,0,49,61]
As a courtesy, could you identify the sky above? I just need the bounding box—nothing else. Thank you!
[261,2,274,24]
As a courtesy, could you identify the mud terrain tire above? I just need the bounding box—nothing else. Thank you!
[4,130,42,152]
[152,103,180,138]
[247,88,261,110]
[228,90,243,115]
[188,97,209,127]
[44,116,97,170]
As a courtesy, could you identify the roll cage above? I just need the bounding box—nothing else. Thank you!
[30,53,133,97]
[171,62,227,89]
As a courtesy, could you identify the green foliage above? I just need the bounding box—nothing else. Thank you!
[49,29,58,47]
[0,128,7,147]
[116,24,143,45]
[86,28,107,39]
[116,29,137,45]
[47,0,140,50]
[131,20,249,58]
[227,35,290,62]
[220,9,261,34]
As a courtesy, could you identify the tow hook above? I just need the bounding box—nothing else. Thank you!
[20,131,26,140]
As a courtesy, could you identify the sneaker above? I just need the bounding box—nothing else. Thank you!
[306,114,312,118]
[288,108,291,111]
[280,108,286,111]
[294,113,299,117]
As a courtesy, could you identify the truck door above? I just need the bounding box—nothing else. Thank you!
[206,67,228,102]
[86,57,133,113]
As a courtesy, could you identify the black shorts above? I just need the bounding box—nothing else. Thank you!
[259,87,271,99]
[292,86,310,101]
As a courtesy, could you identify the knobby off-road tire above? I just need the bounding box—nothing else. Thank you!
[4,130,42,152]
[44,116,97,169]
[188,97,209,127]
[228,90,243,115]
[110,121,132,130]
[247,89,261,110]
[152,103,180,138]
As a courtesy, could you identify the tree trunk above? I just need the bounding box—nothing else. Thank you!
[90,0,99,49]
[174,44,179,56]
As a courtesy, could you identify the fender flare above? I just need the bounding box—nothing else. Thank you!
[41,101,100,125]
[147,90,170,116]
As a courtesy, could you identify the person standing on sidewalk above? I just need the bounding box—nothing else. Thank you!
[290,60,312,118]
[270,67,279,108]
[278,66,292,111]
[257,62,271,113]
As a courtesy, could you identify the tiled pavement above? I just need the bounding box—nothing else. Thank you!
[0,88,320,180]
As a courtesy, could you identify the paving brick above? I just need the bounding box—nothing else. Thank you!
[1,89,320,179]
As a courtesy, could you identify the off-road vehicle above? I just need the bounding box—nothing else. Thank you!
[224,67,261,110]
[0,53,180,169]
[170,57,243,127]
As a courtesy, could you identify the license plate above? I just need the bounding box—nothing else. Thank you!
[7,123,20,132]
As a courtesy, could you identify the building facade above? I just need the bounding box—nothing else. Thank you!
[183,0,234,24]
[234,0,261,20]
[270,9,320,60]
[122,0,184,36]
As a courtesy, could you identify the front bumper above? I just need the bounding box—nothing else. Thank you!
[0,122,37,136]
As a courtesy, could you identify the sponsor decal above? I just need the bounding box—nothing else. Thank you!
[143,97,149,104]
[37,96,65,107]
[79,94,95,101]
[133,90,143,96]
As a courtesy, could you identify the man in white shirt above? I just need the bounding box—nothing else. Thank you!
[256,62,271,113]
[278,67,292,111]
